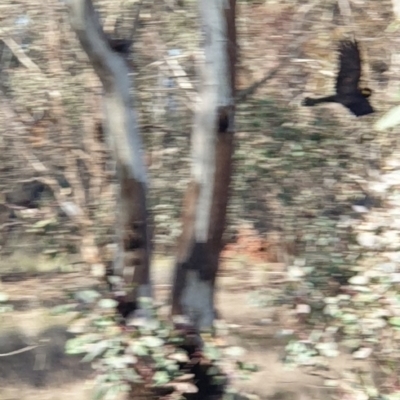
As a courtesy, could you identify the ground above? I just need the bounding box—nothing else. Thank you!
[0,250,341,400]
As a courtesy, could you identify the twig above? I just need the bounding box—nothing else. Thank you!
[0,221,23,231]
[0,345,40,357]
[19,147,48,173]
[0,35,41,72]
[129,0,143,42]
[236,67,280,103]
[236,2,318,103]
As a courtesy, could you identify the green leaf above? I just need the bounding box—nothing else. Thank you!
[374,105,400,131]
[98,299,118,309]
[164,361,179,374]
[32,218,56,229]
[103,356,127,369]
[143,318,160,331]
[141,336,164,348]
[223,388,238,400]
[123,368,142,383]
[103,383,130,400]
[156,328,170,338]
[389,317,400,327]
[0,292,10,303]
[95,373,109,385]
[0,305,13,313]
[341,313,358,324]
[65,334,102,354]
[168,351,189,363]
[93,318,114,328]
[138,296,153,311]
[65,337,88,355]
[206,366,220,376]
[50,304,76,315]
[203,344,220,361]
[92,383,109,400]
[75,290,101,304]
[43,249,58,255]
[82,340,109,363]
[173,382,198,393]
[324,379,339,387]
[386,21,400,33]
[236,361,259,372]
[152,371,170,386]
[224,346,246,358]
[211,374,227,386]
[106,372,122,382]
[129,342,149,356]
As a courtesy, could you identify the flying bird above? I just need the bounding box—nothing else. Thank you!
[108,38,133,55]
[302,40,374,117]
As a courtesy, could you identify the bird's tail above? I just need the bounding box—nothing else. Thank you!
[302,97,318,106]
[302,95,337,106]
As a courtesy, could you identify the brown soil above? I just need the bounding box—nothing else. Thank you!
[0,250,338,400]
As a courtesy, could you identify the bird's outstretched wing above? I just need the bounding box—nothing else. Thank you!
[335,40,362,96]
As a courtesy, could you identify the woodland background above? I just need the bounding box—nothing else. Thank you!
[1,0,400,399]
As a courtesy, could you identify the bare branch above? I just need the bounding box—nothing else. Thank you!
[129,0,143,42]
[0,345,41,357]
[236,2,316,103]
[0,35,41,72]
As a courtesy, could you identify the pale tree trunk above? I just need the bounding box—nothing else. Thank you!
[68,0,152,311]
[171,0,236,330]
[392,0,400,19]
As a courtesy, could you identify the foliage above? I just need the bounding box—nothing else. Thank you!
[0,292,13,314]
[64,291,256,400]
[238,97,400,398]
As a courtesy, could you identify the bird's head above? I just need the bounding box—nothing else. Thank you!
[361,87,373,98]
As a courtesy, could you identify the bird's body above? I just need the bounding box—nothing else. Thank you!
[302,40,374,117]
[108,38,132,55]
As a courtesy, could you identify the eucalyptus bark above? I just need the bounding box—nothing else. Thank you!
[392,0,400,19]
[68,0,152,307]
[171,0,236,330]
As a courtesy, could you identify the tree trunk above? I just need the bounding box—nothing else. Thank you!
[392,0,400,19]
[68,0,152,311]
[171,0,236,330]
